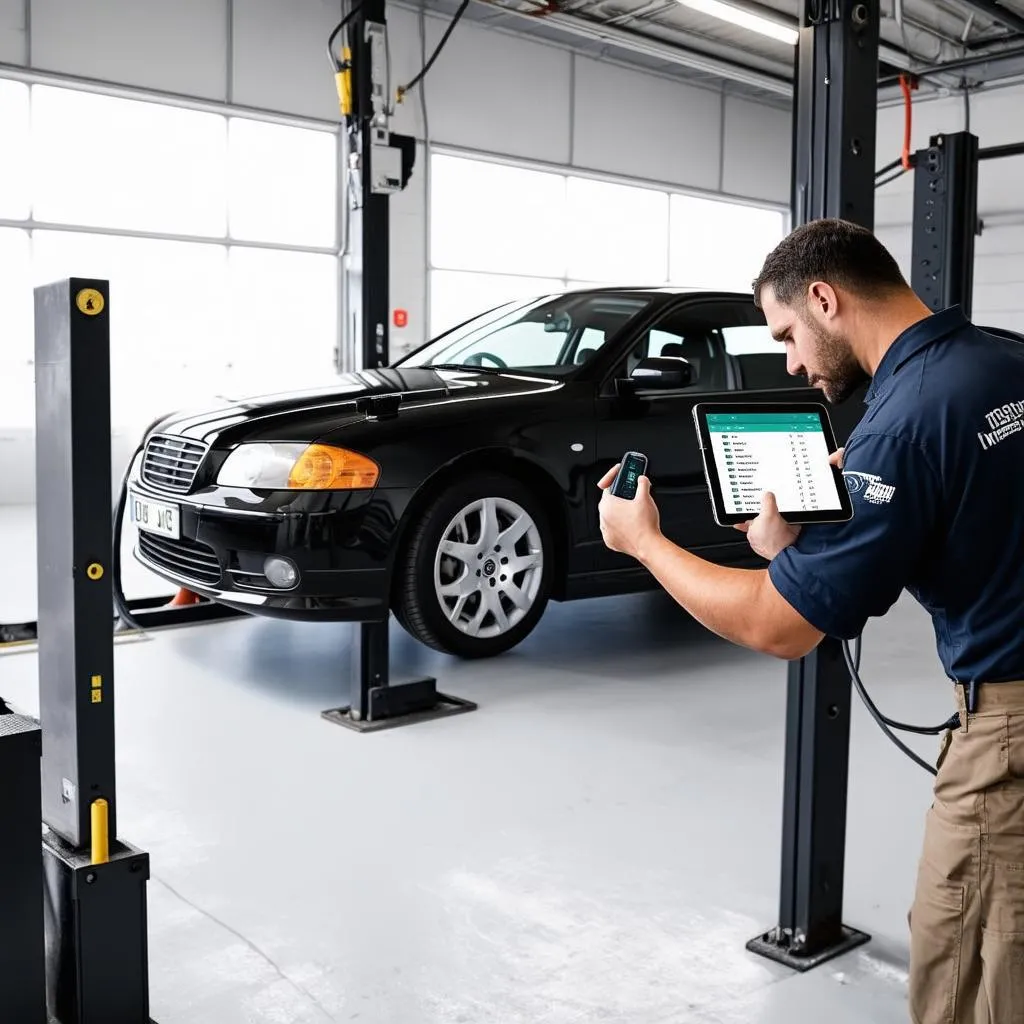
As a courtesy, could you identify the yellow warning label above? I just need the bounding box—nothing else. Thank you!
[76,288,104,316]
[91,675,102,688]
[91,689,102,703]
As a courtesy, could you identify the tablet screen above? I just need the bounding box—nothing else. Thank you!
[706,410,843,516]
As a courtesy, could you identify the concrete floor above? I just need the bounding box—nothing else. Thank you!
[0,505,954,1024]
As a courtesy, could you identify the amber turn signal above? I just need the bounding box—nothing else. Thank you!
[287,445,379,490]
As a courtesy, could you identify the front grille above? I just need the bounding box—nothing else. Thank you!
[141,435,208,494]
[138,532,222,586]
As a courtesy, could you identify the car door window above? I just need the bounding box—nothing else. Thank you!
[621,317,728,391]
[716,322,807,391]
[573,327,606,364]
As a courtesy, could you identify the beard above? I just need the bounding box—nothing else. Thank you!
[802,318,869,404]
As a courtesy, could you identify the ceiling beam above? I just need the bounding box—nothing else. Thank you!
[878,40,1024,84]
[955,0,1024,35]
[468,1,794,96]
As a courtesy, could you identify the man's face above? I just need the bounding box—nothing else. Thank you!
[759,284,868,404]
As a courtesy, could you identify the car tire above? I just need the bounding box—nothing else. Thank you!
[394,474,553,658]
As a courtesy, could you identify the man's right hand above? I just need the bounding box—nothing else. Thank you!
[734,490,801,560]
[733,447,846,560]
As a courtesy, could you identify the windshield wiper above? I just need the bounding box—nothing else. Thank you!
[427,362,507,374]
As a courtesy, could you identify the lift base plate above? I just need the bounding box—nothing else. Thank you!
[322,678,477,732]
[746,925,871,972]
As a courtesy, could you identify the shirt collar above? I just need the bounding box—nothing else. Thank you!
[865,305,968,403]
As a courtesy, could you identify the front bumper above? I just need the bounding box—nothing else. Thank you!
[126,463,404,621]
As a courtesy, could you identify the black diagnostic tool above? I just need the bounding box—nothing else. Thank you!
[609,451,648,499]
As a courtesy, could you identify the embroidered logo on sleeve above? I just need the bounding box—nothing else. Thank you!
[977,400,1024,450]
[843,471,896,504]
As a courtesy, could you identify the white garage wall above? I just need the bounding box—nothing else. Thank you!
[0,0,792,505]
[875,87,1024,334]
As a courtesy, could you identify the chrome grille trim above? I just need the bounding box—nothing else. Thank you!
[141,434,208,494]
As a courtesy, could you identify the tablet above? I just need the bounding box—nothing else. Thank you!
[692,402,853,526]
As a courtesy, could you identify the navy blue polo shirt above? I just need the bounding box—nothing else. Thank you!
[768,306,1024,684]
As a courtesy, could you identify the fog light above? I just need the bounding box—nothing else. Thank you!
[264,556,299,589]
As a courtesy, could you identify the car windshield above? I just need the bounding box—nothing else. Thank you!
[396,292,653,375]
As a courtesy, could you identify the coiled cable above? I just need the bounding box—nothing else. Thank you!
[841,637,960,777]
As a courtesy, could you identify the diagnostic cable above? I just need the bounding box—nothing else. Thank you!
[842,636,962,776]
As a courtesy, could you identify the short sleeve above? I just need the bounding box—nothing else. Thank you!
[768,431,941,639]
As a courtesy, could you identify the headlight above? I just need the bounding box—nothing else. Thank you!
[217,443,380,490]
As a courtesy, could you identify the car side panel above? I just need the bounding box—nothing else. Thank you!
[316,382,598,578]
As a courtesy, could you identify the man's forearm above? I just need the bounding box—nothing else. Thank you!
[635,532,821,659]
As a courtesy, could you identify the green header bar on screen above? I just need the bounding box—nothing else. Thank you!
[710,424,824,432]
[706,413,820,424]
[707,412,823,433]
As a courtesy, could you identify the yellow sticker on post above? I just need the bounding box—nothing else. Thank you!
[75,288,104,316]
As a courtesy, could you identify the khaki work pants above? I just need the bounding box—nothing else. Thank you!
[908,680,1024,1023]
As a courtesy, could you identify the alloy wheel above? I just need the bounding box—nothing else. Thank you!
[432,496,544,638]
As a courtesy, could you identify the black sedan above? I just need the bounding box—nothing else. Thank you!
[126,287,863,658]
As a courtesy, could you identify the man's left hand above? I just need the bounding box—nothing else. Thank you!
[597,463,662,559]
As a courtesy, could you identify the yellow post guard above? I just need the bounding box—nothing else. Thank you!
[91,798,109,865]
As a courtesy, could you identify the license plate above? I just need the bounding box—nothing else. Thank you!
[129,492,180,539]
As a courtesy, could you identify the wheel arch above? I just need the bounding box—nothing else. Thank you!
[387,447,572,605]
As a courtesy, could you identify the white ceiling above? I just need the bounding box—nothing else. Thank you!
[419,0,1024,107]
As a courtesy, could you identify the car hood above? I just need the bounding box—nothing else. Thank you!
[147,366,562,446]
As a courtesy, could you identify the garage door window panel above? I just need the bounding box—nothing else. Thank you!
[32,230,229,424]
[670,195,785,291]
[31,86,227,237]
[566,176,668,284]
[0,81,30,219]
[430,155,567,278]
[227,247,339,395]
[429,270,564,338]
[227,118,337,248]
[0,79,342,435]
[0,228,34,427]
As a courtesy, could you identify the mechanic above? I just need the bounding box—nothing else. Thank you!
[597,217,1024,1024]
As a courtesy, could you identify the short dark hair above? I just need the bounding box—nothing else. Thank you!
[752,218,908,308]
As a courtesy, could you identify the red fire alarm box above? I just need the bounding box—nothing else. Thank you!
[393,309,408,328]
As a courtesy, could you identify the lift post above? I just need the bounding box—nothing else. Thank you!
[0,705,47,1022]
[321,617,478,733]
[746,0,876,971]
[911,131,980,317]
[336,0,415,372]
[34,278,155,1023]
[322,5,474,732]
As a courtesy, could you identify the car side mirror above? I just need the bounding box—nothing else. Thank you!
[623,356,694,392]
